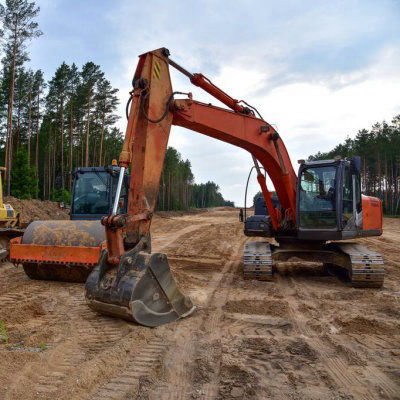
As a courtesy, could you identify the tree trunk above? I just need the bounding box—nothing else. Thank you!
[168,171,171,211]
[16,93,21,150]
[385,155,388,212]
[27,89,32,166]
[377,153,381,197]
[69,102,73,192]
[53,139,56,193]
[6,40,17,195]
[35,90,40,178]
[99,109,105,167]
[48,144,51,200]
[85,90,92,166]
[92,137,97,166]
[60,96,65,190]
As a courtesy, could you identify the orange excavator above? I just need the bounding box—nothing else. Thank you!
[83,48,384,327]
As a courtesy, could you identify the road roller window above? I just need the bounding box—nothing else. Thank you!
[72,172,109,215]
[299,165,337,229]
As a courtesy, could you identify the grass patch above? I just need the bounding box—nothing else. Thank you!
[0,320,9,344]
[38,341,47,351]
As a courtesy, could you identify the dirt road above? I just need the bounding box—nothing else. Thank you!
[0,208,399,399]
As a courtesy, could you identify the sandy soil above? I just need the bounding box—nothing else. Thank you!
[4,197,69,224]
[0,208,399,400]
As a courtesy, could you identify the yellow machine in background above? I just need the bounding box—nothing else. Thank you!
[0,167,20,227]
[0,167,24,260]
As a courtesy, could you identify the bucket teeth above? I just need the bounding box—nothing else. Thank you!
[85,250,195,327]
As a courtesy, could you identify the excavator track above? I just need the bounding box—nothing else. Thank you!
[329,243,385,288]
[243,241,273,281]
[242,241,384,288]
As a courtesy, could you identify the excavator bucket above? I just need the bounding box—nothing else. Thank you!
[10,220,105,282]
[85,247,195,327]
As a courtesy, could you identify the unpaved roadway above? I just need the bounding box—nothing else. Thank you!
[0,208,399,400]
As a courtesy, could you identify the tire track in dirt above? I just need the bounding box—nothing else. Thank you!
[33,291,136,398]
[90,338,167,400]
[0,282,48,309]
[4,221,209,399]
[195,256,245,400]
[3,287,133,399]
[150,235,247,400]
[277,275,375,399]
[152,223,209,253]
[278,274,400,399]
[59,220,217,400]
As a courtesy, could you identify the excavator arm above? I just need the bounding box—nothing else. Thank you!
[85,47,298,326]
[106,48,297,262]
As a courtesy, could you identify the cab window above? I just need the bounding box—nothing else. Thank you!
[342,165,353,221]
[299,166,337,229]
[72,172,109,215]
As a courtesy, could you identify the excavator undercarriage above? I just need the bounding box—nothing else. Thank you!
[243,241,384,288]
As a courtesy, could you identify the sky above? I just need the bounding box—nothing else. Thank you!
[28,0,400,206]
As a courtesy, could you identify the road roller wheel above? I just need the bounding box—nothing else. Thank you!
[23,263,91,283]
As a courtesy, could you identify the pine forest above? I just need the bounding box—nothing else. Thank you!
[309,115,400,216]
[0,0,233,209]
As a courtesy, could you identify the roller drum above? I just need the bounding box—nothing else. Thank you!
[18,220,105,283]
[22,220,105,247]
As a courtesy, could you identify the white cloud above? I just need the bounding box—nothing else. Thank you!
[43,0,398,207]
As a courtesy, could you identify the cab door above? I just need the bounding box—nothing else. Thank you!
[341,161,362,232]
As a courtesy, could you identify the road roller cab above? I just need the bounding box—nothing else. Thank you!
[71,166,130,220]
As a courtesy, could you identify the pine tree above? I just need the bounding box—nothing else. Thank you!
[10,147,37,198]
[308,114,400,216]
[66,63,79,190]
[0,0,42,194]
[95,77,119,166]
[79,62,103,166]
[32,69,45,176]
[46,62,70,190]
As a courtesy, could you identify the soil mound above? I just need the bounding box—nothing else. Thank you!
[4,197,69,224]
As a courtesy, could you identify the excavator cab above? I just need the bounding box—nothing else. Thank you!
[296,156,369,241]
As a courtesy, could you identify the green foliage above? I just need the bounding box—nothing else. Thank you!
[38,341,47,351]
[309,115,400,215]
[51,188,71,204]
[0,1,230,210]
[10,148,37,199]
[157,147,234,211]
[0,320,8,344]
